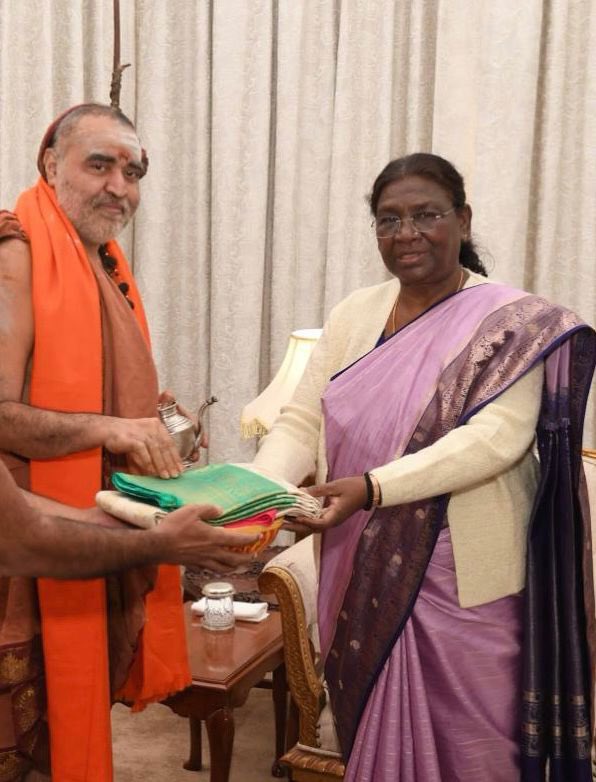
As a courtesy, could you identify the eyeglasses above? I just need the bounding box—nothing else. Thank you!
[373,207,456,238]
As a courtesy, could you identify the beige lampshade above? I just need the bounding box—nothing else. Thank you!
[240,328,322,438]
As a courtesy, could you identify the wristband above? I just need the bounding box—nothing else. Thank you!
[363,472,374,510]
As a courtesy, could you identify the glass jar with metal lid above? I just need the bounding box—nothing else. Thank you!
[201,581,235,631]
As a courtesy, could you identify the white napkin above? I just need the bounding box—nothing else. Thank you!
[191,598,269,623]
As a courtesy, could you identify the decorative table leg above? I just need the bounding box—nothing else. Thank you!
[206,708,235,782]
[271,663,288,777]
[183,716,202,771]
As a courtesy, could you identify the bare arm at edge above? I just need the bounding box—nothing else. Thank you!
[0,461,255,578]
[0,238,33,403]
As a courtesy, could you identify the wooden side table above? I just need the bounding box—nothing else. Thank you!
[164,603,286,782]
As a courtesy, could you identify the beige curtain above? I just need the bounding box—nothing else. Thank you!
[0,0,594,456]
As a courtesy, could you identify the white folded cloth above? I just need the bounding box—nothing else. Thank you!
[191,598,269,623]
[96,490,165,529]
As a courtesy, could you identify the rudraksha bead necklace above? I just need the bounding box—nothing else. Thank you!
[98,244,134,309]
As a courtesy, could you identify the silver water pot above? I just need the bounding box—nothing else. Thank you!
[157,396,217,467]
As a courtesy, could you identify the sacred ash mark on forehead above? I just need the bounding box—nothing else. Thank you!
[63,120,143,168]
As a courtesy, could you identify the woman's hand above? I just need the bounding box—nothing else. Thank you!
[292,476,369,531]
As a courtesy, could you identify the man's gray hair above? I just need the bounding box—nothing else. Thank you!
[50,103,136,154]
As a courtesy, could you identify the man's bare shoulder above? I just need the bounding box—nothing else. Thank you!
[0,228,34,401]
[0,235,32,284]
[0,210,28,244]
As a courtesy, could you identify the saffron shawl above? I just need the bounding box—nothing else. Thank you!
[319,284,595,779]
[15,179,190,781]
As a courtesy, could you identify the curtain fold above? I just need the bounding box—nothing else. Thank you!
[0,0,594,457]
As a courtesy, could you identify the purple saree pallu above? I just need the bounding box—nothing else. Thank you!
[318,284,596,781]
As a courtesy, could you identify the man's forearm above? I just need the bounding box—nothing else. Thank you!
[0,460,166,578]
[8,513,165,579]
[0,400,183,479]
[0,400,108,458]
[22,489,128,528]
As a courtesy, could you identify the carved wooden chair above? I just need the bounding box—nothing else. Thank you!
[260,450,596,781]
[259,534,344,781]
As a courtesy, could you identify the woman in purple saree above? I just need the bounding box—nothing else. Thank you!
[254,154,595,781]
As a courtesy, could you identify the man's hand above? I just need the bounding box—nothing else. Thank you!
[159,389,208,456]
[155,504,258,570]
[288,476,368,531]
[100,416,183,478]
[0,401,185,475]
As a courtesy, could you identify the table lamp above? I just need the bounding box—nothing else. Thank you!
[240,328,322,439]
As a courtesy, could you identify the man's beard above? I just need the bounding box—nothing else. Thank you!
[57,182,133,247]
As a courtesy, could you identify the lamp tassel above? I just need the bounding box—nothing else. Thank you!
[240,420,269,440]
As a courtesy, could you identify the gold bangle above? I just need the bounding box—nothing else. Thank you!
[370,473,382,506]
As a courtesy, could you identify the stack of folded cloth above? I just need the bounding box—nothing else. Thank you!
[96,463,322,553]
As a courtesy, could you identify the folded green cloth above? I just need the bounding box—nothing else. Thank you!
[111,463,298,523]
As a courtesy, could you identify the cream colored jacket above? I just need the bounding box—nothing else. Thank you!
[254,272,544,608]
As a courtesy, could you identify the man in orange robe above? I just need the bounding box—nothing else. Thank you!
[0,104,250,781]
